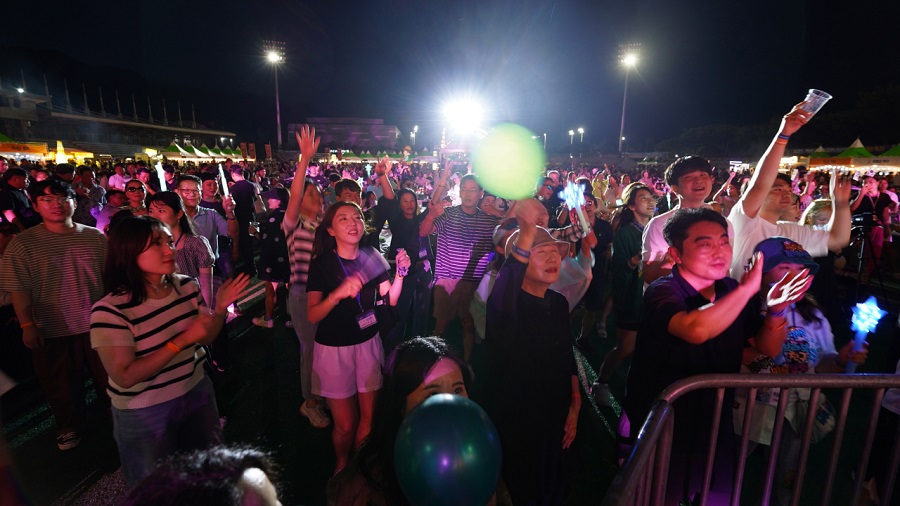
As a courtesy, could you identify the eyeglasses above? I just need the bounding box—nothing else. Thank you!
[177,188,200,195]
[126,186,145,192]
[36,196,72,206]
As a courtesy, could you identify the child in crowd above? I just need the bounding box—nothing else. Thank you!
[252,187,291,328]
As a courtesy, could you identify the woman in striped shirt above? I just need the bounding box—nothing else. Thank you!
[90,216,250,485]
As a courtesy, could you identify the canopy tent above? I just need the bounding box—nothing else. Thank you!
[808,146,832,158]
[0,132,15,142]
[835,138,874,158]
[880,144,900,157]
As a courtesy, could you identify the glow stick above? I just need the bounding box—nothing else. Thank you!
[847,296,885,373]
[218,163,230,197]
[558,181,590,234]
[155,162,167,191]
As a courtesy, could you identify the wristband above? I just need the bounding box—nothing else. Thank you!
[20,321,34,329]
[777,133,791,140]
[774,139,788,146]
[767,307,787,318]
[166,341,182,353]
[511,243,531,259]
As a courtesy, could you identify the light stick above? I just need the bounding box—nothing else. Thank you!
[218,163,230,197]
[558,181,591,234]
[155,162,167,191]
[847,296,886,373]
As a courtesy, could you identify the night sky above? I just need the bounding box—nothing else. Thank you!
[3,0,899,151]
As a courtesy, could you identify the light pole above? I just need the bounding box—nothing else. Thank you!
[412,125,418,146]
[263,40,285,151]
[568,130,575,144]
[618,44,640,153]
[578,128,585,157]
[542,132,547,151]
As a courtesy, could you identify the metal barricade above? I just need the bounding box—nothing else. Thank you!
[602,373,900,506]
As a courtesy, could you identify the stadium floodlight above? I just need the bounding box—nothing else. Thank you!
[443,98,485,133]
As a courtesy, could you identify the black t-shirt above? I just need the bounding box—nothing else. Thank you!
[853,192,892,224]
[625,266,759,436]
[387,205,432,263]
[0,188,41,228]
[307,246,390,346]
[230,180,257,222]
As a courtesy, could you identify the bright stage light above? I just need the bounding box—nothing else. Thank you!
[443,99,484,133]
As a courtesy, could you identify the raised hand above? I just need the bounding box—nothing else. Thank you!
[374,156,391,176]
[515,198,545,229]
[214,273,253,313]
[766,267,812,314]
[779,103,811,137]
[739,251,765,292]
[295,124,320,159]
[830,171,852,204]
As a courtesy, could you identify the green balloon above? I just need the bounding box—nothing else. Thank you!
[394,394,502,506]
[472,123,546,201]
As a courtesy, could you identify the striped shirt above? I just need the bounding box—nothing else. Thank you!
[90,275,207,410]
[0,223,106,338]
[431,206,498,281]
[283,212,318,287]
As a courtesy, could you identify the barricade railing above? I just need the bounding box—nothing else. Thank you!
[601,373,900,506]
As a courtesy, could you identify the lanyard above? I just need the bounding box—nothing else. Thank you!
[335,253,363,310]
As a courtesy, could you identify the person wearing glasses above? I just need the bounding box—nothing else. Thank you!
[0,179,109,451]
[174,175,238,280]
[124,181,149,216]
[535,176,562,228]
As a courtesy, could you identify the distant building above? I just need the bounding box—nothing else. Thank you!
[0,86,237,160]
[289,118,400,151]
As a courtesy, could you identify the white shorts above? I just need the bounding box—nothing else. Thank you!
[311,335,384,399]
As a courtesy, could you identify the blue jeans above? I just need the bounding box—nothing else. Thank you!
[112,376,221,485]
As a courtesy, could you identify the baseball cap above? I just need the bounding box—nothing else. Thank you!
[260,187,289,202]
[504,226,570,260]
[753,237,820,275]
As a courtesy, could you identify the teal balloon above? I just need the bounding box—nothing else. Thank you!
[394,394,502,506]
[472,123,546,201]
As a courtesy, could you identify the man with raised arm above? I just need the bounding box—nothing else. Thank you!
[625,208,810,505]
[728,103,852,278]
[420,168,498,364]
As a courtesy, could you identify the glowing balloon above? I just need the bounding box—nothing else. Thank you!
[472,123,546,200]
[394,394,502,506]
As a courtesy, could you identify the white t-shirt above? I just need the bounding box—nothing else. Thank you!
[640,204,735,289]
[727,200,829,279]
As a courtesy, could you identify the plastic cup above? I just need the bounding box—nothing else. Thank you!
[800,89,832,116]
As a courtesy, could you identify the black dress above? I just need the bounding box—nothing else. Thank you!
[485,257,577,505]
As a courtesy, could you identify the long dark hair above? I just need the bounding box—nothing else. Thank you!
[356,337,470,504]
[614,182,652,232]
[312,201,363,258]
[104,216,175,305]
[146,191,197,236]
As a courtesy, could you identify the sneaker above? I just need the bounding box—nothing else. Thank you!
[252,317,274,328]
[591,381,612,408]
[300,402,331,428]
[57,431,81,450]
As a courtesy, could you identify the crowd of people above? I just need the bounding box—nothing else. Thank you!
[0,99,899,505]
